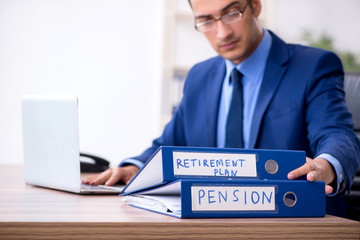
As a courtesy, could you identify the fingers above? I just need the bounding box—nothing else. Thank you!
[325,185,333,195]
[309,158,336,184]
[288,157,336,195]
[82,165,140,186]
[110,165,140,185]
[287,157,314,180]
[306,171,315,182]
[105,168,123,186]
[82,168,113,185]
[288,158,335,183]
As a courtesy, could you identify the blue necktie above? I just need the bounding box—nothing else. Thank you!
[225,68,244,148]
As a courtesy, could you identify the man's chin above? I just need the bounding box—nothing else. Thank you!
[221,53,245,64]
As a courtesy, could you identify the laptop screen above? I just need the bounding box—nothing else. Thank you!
[22,95,82,193]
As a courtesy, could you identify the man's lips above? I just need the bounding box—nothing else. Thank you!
[219,40,238,50]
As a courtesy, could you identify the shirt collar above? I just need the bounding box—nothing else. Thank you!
[225,29,272,83]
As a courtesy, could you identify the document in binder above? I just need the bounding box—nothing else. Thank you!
[121,146,306,194]
[122,180,326,218]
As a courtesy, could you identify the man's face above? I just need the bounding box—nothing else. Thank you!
[190,0,263,64]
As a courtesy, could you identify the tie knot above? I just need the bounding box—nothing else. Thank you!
[230,68,243,85]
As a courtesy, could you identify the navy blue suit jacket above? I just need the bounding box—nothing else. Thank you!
[133,32,360,194]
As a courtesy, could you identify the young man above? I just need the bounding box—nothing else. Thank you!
[84,0,360,217]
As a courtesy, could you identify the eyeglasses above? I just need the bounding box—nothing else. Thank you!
[195,3,248,33]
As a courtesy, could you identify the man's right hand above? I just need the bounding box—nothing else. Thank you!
[82,165,139,186]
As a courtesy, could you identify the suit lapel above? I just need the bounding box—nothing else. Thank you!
[205,58,226,147]
[248,32,290,148]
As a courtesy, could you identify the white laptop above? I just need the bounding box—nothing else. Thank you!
[22,95,124,194]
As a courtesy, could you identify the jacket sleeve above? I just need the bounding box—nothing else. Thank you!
[305,51,360,187]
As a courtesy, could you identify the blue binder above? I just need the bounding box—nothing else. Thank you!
[123,179,326,218]
[121,146,306,194]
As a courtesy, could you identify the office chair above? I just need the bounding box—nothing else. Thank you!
[343,72,360,221]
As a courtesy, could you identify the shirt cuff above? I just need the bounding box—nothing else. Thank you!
[118,158,145,169]
[316,153,345,196]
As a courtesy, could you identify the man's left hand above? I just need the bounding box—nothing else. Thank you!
[287,157,336,195]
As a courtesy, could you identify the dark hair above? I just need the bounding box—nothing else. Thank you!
[188,0,253,11]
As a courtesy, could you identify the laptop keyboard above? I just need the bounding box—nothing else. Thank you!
[81,183,124,192]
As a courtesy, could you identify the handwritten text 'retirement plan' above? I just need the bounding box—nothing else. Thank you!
[191,186,275,211]
[172,152,257,177]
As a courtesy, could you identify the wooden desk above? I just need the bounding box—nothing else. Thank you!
[0,165,359,240]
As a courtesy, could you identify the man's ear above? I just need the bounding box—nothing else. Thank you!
[251,0,262,17]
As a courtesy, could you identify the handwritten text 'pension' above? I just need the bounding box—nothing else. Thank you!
[191,186,275,211]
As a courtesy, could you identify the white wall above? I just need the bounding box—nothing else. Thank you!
[0,0,164,165]
[2,0,359,166]
[263,0,360,54]
[172,0,360,69]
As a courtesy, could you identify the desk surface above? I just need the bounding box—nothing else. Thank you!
[1,165,359,240]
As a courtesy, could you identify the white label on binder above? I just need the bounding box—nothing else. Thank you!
[191,186,275,211]
[173,152,257,177]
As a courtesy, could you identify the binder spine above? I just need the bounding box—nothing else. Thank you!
[161,146,306,181]
[181,180,325,218]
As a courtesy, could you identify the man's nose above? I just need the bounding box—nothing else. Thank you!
[216,20,233,40]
